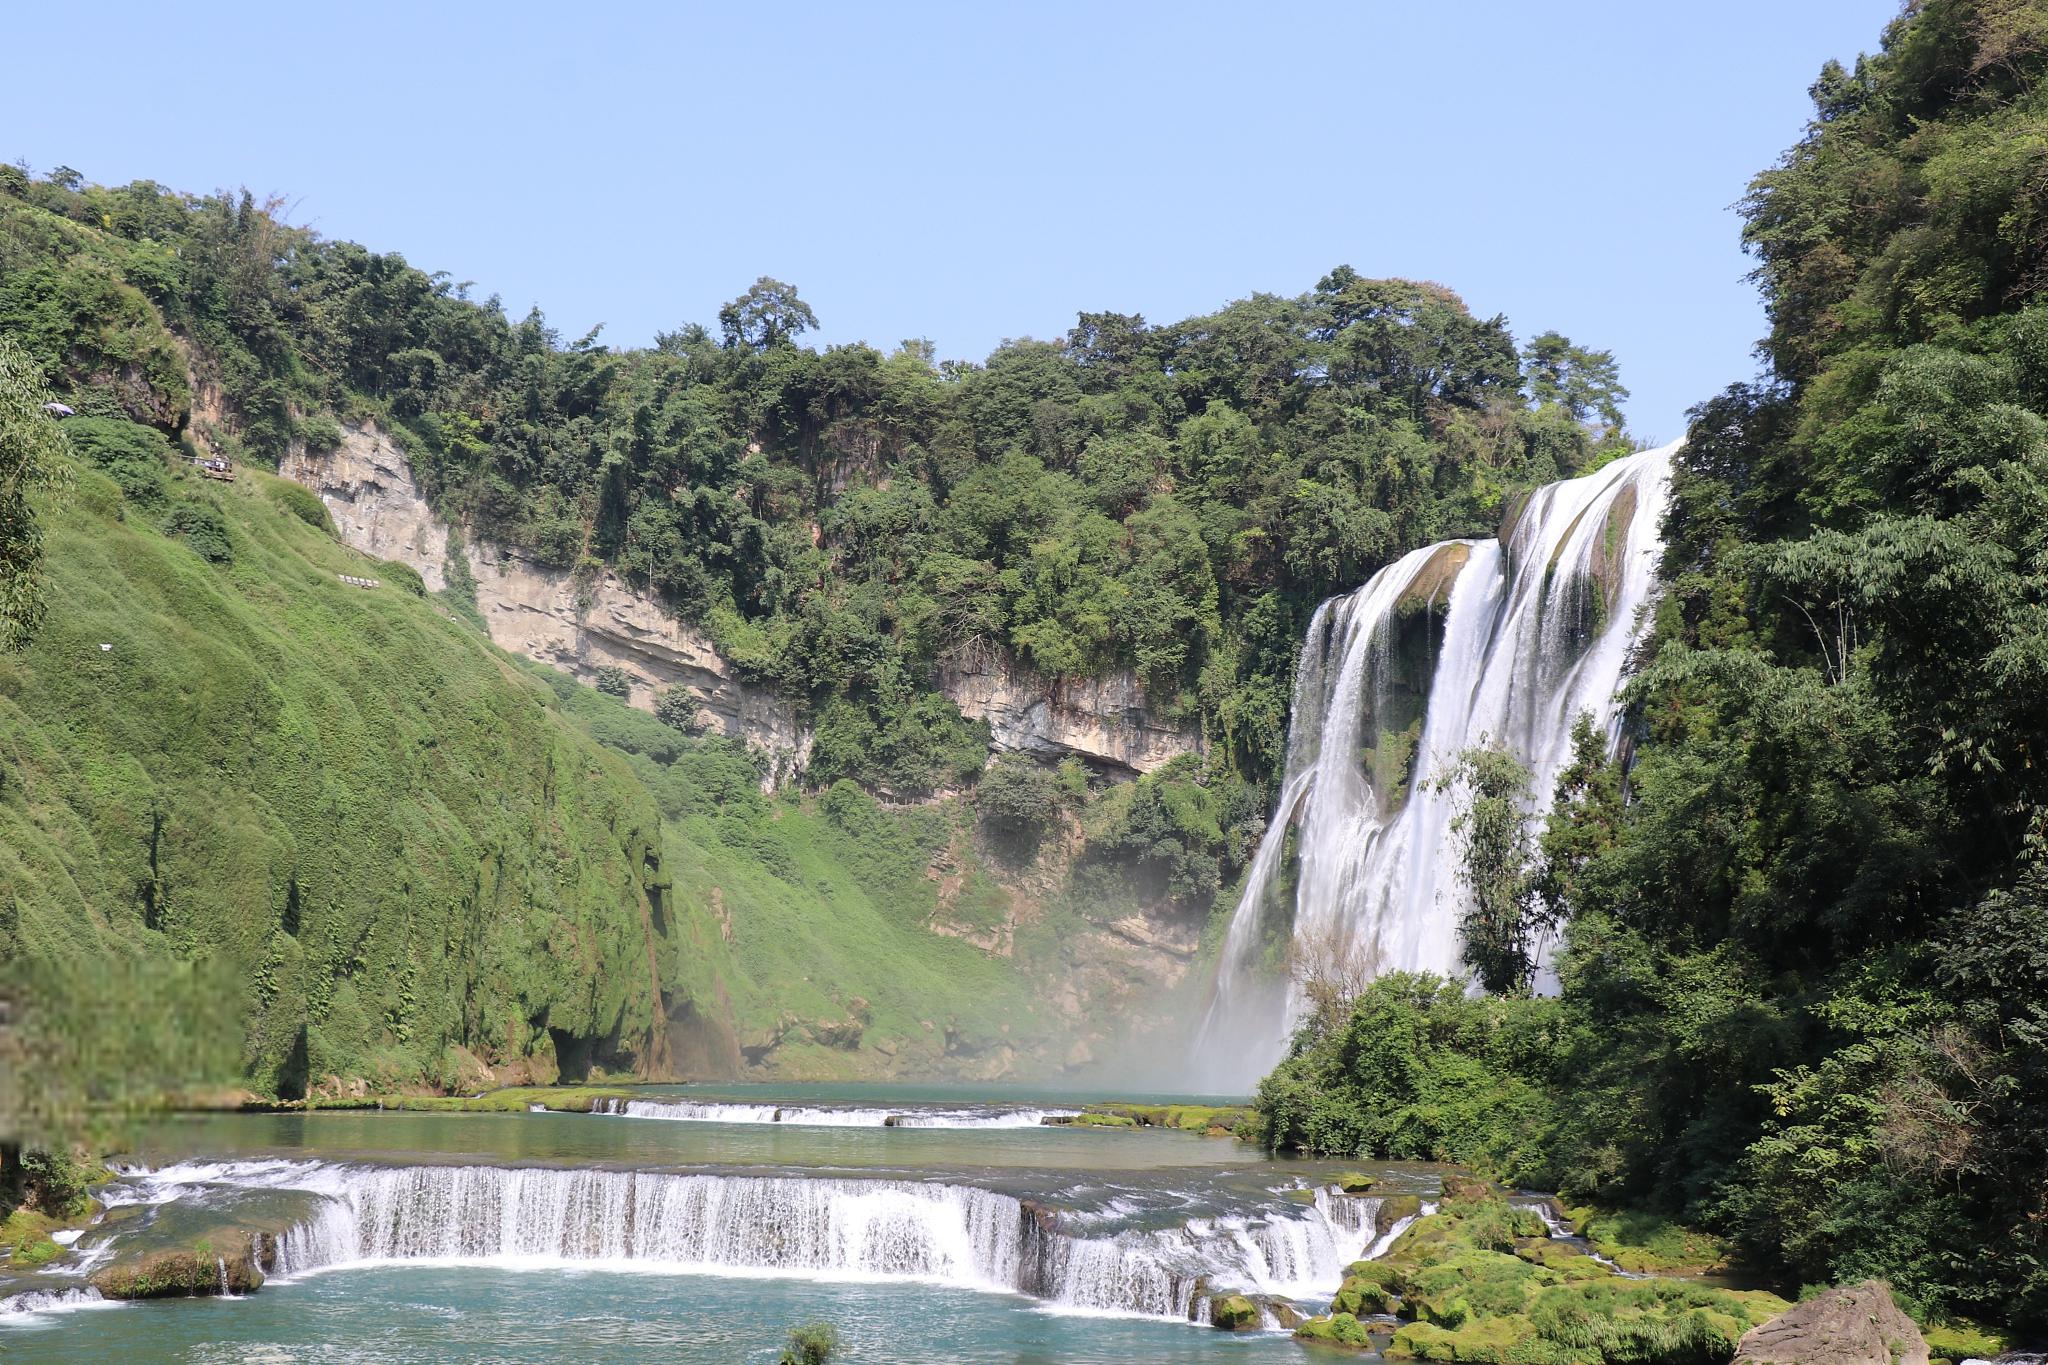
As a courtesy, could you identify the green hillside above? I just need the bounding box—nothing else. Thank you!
[0,438,709,1103]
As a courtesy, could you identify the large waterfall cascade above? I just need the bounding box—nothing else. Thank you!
[1197,444,1675,1087]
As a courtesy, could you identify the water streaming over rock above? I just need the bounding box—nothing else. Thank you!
[128,1161,1393,1322]
[593,1099,1078,1129]
[1195,445,1674,1088]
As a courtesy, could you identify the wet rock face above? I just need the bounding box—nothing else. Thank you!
[1733,1281,1928,1365]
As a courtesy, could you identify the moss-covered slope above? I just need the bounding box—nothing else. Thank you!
[0,449,715,1096]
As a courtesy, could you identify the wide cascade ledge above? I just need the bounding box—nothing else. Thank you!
[13,1159,1424,1328]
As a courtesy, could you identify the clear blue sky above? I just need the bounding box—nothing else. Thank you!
[5,1,1900,440]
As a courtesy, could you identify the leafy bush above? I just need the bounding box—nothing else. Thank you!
[269,478,335,532]
[297,412,344,452]
[974,753,1061,853]
[1256,972,1562,1178]
[380,558,425,596]
[593,664,632,698]
[1082,756,1253,908]
[778,1322,838,1365]
[61,415,170,507]
[655,687,702,732]
[162,498,233,563]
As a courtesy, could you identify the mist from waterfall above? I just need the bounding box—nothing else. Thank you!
[1194,444,1674,1090]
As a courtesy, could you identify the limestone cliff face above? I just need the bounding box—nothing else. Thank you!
[281,424,451,591]
[937,655,1203,775]
[285,424,1204,790]
[283,424,811,787]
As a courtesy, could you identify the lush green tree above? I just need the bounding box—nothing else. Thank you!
[1521,331,1629,429]
[719,277,818,353]
[974,752,1061,856]
[1436,744,1543,994]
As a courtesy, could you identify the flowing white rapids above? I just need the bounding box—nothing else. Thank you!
[1196,445,1674,1087]
[594,1099,1078,1129]
[119,1160,1389,1323]
[0,1287,109,1319]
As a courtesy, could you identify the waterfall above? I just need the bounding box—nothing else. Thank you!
[593,1099,1077,1129]
[119,1160,1392,1321]
[1197,445,1674,1087]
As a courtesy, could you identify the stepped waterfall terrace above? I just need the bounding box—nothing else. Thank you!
[1194,445,1673,1087]
[0,1096,1451,1358]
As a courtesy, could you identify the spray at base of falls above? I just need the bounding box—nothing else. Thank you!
[109,1160,1394,1324]
[1196,445,1675,1089]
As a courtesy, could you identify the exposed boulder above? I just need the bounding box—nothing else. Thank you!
[1209,1293,1260,1330]
[1733,1281,1929,1365]
[89,1238,268,1300]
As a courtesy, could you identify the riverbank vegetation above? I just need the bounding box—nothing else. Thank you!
[1257,0,2048,1336]
[1293,1188,1787,1361]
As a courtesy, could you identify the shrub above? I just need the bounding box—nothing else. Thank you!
[297,412,344,453]
[380,559,426,597]
[655,687,702,732]
[975,753,1062,853]
[269,479,334,533]
[61,416,170,507]
[593,664,632,698]
[778,1322,839,1365]
[163,499,233,563]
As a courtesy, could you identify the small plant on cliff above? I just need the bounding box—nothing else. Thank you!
[593,665,632,699]
[296,412,343,453]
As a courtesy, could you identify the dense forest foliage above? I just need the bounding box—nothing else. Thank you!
[1260,0,2048,1334]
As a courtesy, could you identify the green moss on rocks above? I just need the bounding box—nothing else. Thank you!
[1210,1294,1260,1330]
[1565,1206,1730,1274]
[1295,1311,1380,1349]
[1294,1195,1788,1364]
[89,1242,266,1299]
[1079,1103,1253,1135]
[2,1210,60,1268]
[1922,1319,2010,1362]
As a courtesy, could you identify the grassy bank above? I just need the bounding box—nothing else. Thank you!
[1,447,716,1106]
